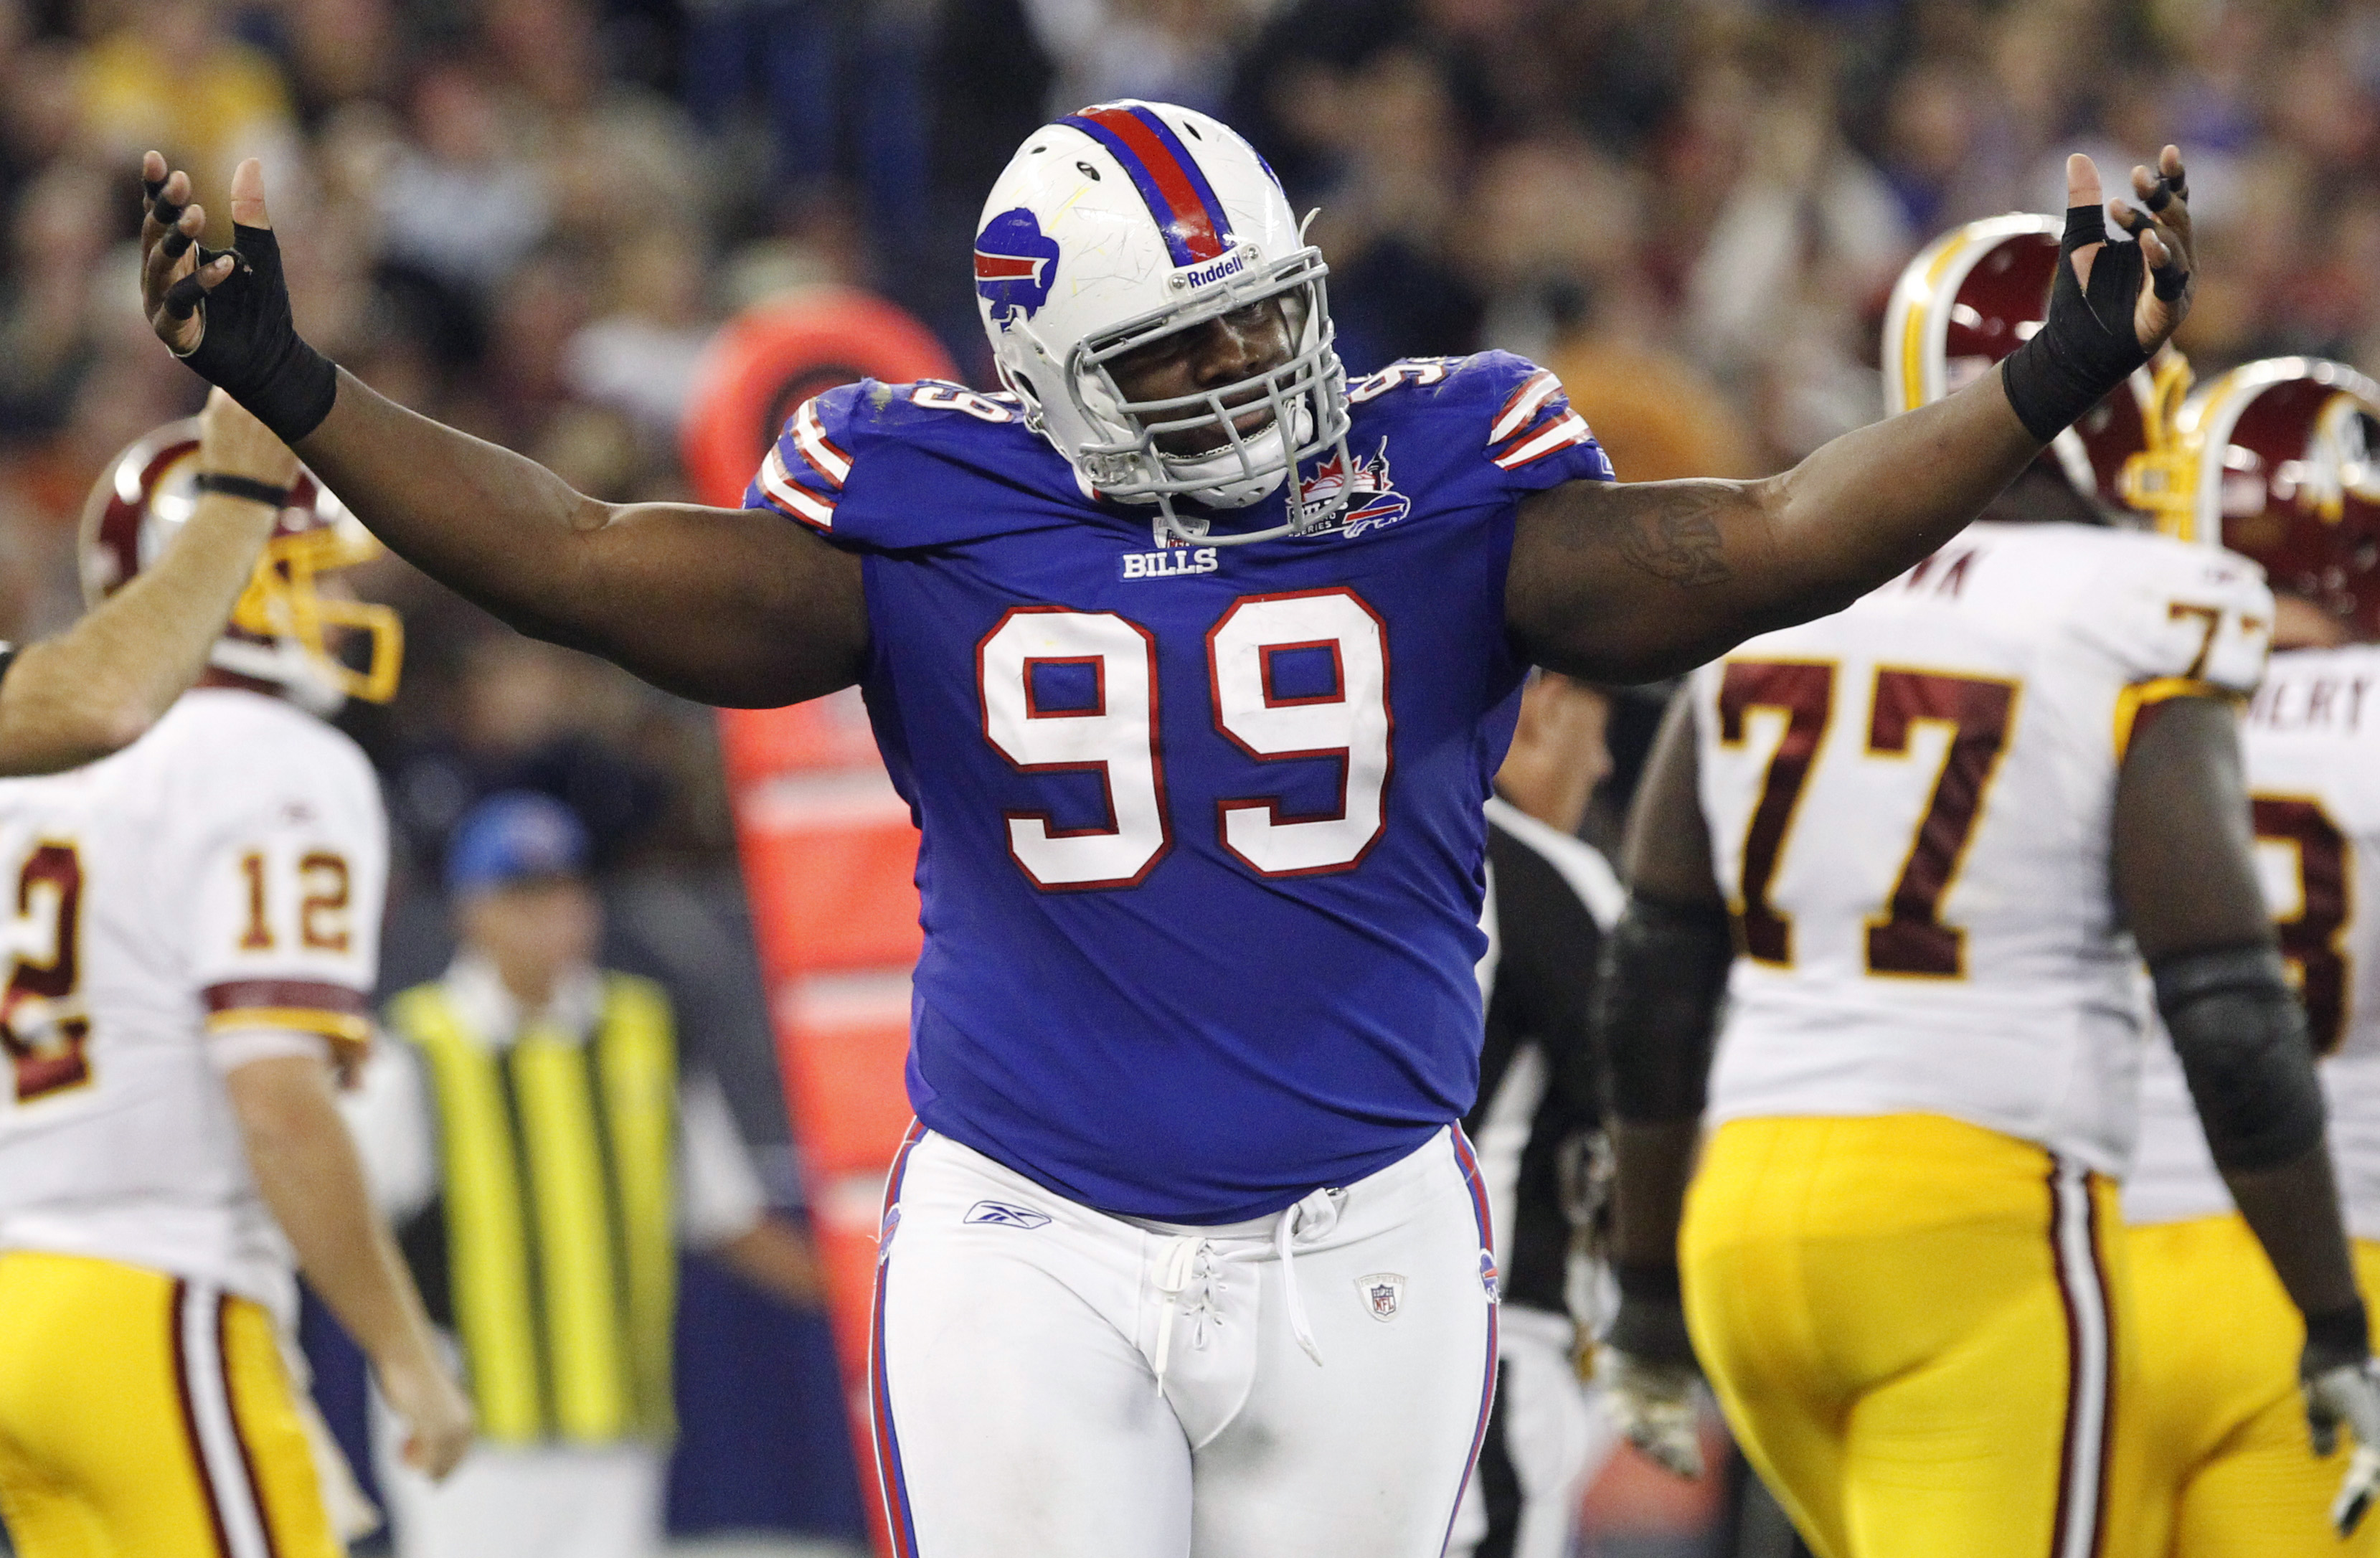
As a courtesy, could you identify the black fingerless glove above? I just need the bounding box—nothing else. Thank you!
[1998,204,2153,444]
[165,222,337,444]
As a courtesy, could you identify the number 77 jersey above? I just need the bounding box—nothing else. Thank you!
[1690,520,2272,1174]
[745,352,1613,1224]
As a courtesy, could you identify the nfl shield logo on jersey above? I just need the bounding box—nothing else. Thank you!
[1357,1273,1406,1321]
[975,208,1062,326]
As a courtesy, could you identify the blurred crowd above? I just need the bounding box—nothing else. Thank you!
[0,0,2378,892]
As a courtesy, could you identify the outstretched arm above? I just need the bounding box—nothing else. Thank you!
[1510,151,2194,682]
[0,391,292,772]
[137,156,867,709]
[294,376,867,707]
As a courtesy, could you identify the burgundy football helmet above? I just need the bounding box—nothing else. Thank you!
[2136,359,2380,637]
[79,419,402,709]
[1884,213,2176,516]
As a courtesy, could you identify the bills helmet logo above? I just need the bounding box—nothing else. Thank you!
[975,207,1062,326]
[877,1204,901,1265]
[1478,1250,1500,1304]
[1357,1273,1407,1322]
[1297,440,1410,538]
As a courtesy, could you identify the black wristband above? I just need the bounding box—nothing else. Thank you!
[192,473,291,509]
[2304,1299,2371,1378]
[1999,204,2153,444]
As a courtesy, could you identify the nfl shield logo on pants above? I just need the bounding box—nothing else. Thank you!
[1357,1273,1406,1322]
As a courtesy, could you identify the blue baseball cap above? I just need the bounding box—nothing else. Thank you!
[446,792,591,897]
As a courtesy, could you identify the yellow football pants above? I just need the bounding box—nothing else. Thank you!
[0,1251,339,1558]
[2128,1215,2380,1557]
[1682,1114,2138,1558]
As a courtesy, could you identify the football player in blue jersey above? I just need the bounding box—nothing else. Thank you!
[141,107,2196,1557]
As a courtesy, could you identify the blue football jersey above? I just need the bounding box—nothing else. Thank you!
[745,352,1614,1222]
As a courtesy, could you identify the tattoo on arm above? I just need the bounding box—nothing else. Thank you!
[1610,487,1733,587]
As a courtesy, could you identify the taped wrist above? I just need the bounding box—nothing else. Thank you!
[1999,204,2153,443]
[1607,1262,1694,1366]
[2305,1299,2373,1379]
[1597,894,1732,1123]
[2153,944,2326,1173]
[169,223,338,444]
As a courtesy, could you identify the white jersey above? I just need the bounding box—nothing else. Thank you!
[2128,643,2380,1237]
[0,688,387,1319]
[1696,521,2272,1172]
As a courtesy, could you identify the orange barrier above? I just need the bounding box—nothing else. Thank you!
[719,694,921,1539]
[692,288,954,1557]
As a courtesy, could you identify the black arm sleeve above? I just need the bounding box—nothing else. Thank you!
[1597,893,1734,1125]
[2153,943,2327,1174]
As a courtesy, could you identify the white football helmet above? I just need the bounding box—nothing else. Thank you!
[973,100,1352,547]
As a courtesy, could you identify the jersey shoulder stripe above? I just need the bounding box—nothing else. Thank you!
[1349,351,1616,493]
[1483,368,1594,471]
[743,378,1051,547]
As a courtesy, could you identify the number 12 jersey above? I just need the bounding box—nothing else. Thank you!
[1690,521,2272,1174]
[745,352,1612,1222]
[0,689,387,1321]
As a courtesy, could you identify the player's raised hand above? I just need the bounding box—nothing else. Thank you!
[2000,146,2194,445]
[138,152,222,357]
[2305,1356,2380,1534]
[2059,148,2195,351]
[136,154,339,445]
[2120,146,2194,346]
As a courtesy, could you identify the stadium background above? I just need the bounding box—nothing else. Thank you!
[1,0,2377,1552]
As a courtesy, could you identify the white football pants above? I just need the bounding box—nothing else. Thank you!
[870,1125,1499,1557]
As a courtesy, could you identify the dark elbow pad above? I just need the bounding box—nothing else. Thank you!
[1597,894,1734,1124]
[2152,944,2328,1174]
